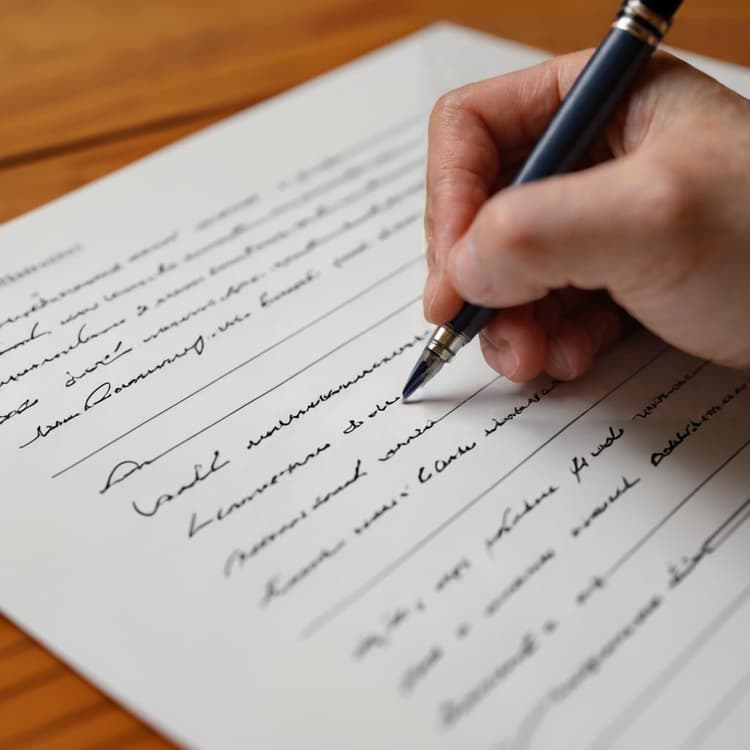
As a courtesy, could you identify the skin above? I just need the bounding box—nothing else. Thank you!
[423,50,750,382]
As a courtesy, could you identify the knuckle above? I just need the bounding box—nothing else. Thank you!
[646,163,699,227]
[483,199,541,261]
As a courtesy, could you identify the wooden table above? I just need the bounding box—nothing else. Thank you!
[1,1,748,747]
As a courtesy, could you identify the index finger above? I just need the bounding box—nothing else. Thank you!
[425,50,593,277]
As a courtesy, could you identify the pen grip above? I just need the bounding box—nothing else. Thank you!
[514,28,655,184]
[447,27,656,343]
[449,304,496,340]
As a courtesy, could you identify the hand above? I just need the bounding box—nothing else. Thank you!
[423,50,750,382]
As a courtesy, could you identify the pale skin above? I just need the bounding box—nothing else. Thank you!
[423,50,750,383]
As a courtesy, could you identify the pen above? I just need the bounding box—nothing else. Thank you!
[402,0,683,400]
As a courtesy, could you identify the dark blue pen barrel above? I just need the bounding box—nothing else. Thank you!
[447,26,656,341]
[514,28,654,183]
[450,304,495,340]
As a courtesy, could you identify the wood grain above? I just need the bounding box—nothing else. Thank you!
[1,1,748,746]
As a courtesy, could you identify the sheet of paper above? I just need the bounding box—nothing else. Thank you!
[2,24,750,749]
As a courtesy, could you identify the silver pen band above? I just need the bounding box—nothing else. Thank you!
[426,325,470,363]
[614,0,671,48]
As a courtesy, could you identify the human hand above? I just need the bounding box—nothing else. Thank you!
[424,50,750,382]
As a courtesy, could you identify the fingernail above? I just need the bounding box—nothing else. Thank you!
[423,269,439,321]
[547,336,574,380]
[450,235,488,301]
[425,240,435,270]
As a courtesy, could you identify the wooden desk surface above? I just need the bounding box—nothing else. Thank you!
[1,1,748,747]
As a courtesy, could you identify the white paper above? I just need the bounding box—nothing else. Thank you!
[2,24,750,749]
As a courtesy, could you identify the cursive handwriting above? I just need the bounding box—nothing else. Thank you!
[484,381,560,436]
[440,633,538,728]
[484,549,556,618]
[84,335,205,411]
[485,486,559,555]
[571,476,641,538]
[65,340,133,387]
[417,441,476,483]
[632,362,707,420]
[259,269,318,308]
[651,377,750,466]
[247,333,426,449]
[19,411,81,449]
[101,457,156,494]
[132,450,230,517]
[189,442,331,538]
[311,459,367,511]
[569,425,625,483]
[0,396,39,428]
[259,540,346,603]
[0,322,51,358]
[668,496,750,588]
[0,318,127,391]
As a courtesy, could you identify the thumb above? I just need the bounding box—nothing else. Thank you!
[446,152,683,310]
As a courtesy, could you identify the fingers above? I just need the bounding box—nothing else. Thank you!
[446,154,667,310]
[424,50,594,321]
[479,293,629,383]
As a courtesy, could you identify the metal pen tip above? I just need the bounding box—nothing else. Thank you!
[402,348,445,401]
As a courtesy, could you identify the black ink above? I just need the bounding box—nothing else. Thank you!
[353,498,398,535]
[0,318,126,391]
[60,301,99,326]
[84,334,205,411]
[378,419,436,462]
[590,425,624,457]
[65,340,133,387]
[142,298,216,342]
[259,270,318,308]
[435,558,471,593]
[343,419,363,434]
[569,456,589,484]
[632,362,707,420]
[195,195,259,231]
[132,450,229,517]
[571,476,641,537]
[569,425,625,483]
[575,576,606,606]
[417,441,477,483]
[0,322,51,357]
[400,645,443,694]
[485,381,560,435]
[259,541,346,604]
[484,549,556,617]
[485,486,559,555]
[213,310,252,336]
[101,457,155,494]
[311,459,367,511]
[668,496,750,588]
[0,396,39,427]
[154,276,205,306]
[189,443,331,537]
[440,633,537,728]
[19,411,81,449]
[223,508,309,576]
[103,262,177,302]
[367,395,400,418]
[0,262,121,331]
[247,333,426,449]
[651,377,750,466]
[128,231,178,263]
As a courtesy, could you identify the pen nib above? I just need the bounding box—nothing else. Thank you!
[402,349,444,401]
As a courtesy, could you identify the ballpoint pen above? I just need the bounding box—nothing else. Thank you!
[402,0,683,400]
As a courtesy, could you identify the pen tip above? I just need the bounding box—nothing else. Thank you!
[401,350,444,402]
